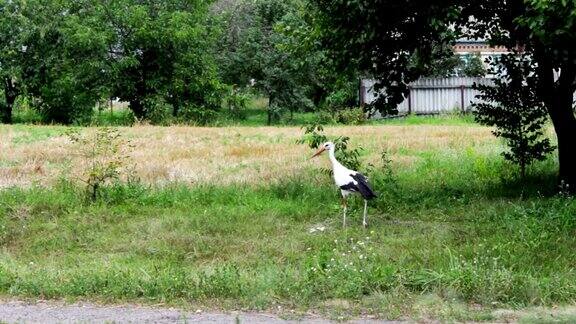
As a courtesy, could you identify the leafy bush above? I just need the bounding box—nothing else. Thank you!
[177,104,219,126]
[143,96,172,126]
[67,128,133,202]
[314,111,336,124]
[335,107,366,125]
[224,86,250,120]
[34,92,95,125]
[324,80,358,110]
[314,108,366,125]
[473,54,554,179]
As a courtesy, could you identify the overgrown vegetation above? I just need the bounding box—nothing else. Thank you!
[2,0,576,320]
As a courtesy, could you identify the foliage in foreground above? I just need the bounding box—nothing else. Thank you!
[66,127,134,202]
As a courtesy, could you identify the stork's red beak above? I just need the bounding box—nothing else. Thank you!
[311,147,326,158]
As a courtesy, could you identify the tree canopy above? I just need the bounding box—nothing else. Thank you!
[1,0,221,125]
[311,0,576,189]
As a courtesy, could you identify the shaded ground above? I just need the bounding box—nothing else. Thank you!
[0,301,392,323]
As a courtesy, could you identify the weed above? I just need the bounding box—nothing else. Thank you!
[67,128,133,202]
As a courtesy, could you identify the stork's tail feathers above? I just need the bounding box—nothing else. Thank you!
[350,173,377,200]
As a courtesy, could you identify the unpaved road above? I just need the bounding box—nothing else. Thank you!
[0,301,395,323]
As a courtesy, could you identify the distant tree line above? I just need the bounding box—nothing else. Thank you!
[1,0,223,125]
[0,0,362,125]
[1,0,488,126]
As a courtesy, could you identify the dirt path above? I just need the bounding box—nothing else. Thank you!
[0,301,396,323]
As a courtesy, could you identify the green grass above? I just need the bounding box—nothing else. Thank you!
[11,98,476,128]
[215,108,319,126]
[0,124,70,146]
[0,134,574,321]
[369,113,477,126]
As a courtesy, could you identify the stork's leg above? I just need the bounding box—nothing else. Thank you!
[341,197,348,228]
[363,199,368,228]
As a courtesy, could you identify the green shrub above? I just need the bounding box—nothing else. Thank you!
[177,104,219,125]
[143,96,172,126]
[67,127,133,202]
[298,123,364,171]
[224,87,250,120]
[335,107,366,125]
[314,111,336,124]
[473,54,554,179]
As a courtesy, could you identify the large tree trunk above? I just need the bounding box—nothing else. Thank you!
[129,100,146,120]
[547,94,576,191]
[1,78,18,124]
[536,50,576,191]
[267,93,273,126]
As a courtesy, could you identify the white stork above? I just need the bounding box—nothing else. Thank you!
[312,142,377,228]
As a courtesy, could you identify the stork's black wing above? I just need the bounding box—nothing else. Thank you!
[350,173,377,200]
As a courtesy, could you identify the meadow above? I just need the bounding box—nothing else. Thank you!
[1,116,575,322]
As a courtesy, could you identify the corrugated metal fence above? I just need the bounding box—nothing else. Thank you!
[361,77,494,115]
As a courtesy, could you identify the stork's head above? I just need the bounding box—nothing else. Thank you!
[311,141,335,158]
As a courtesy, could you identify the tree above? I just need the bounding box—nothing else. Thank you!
[97,0,221,121]
[0,0,26,124]
[18,0,110,124]
[461,53,485,77]
[311,0,576,190]
[474,54,554,178]
[214,0,317,124]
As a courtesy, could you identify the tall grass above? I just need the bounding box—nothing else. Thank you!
[0,144,574,320]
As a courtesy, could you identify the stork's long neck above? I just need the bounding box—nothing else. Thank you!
[328,149,345,170]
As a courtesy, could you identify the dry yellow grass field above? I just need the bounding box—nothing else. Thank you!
[0,124,496,188]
